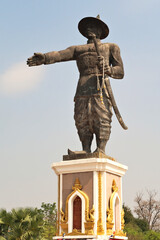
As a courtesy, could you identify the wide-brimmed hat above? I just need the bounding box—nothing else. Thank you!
[78,15,109,39]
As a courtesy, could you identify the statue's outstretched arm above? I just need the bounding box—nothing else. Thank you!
[27,46,76,67]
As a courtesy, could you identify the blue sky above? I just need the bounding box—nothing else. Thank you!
[0,0,160,211]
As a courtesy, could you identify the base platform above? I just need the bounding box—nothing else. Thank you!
[52,157,128,240]
[53,235,128,240]
[63,151,116,161]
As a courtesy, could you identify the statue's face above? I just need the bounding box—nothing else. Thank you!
[85,23,102,39]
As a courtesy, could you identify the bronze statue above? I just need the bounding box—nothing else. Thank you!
[27,16,127,155]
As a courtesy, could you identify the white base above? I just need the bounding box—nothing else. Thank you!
[53,235,128,240]
[52,158,128,177]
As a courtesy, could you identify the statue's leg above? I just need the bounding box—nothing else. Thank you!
[95,134,110,154]
[92,96,112,154]
[74,97,93,153]
[81,134,93,153]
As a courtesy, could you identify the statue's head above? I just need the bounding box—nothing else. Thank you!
[78,16,109,40]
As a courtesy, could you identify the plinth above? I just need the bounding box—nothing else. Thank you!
[52,155,128,240]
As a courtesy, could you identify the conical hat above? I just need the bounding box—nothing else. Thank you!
[78,16,109,39]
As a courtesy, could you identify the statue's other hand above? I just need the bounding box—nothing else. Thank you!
[27,53,45,67]
[97,57,112,77]
[104,65,112,77]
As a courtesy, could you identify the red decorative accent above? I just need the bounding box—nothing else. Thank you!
[73,196,81,230]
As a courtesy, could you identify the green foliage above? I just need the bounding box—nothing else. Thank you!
[124,222,145,240]
[124,205,160,240]
[123,204,135,224]
[135,218,149,232]
[39,202,57,240]
[0,237,6,240]
[144,230,160,240]
[0,207,44,240]
[0,202,57,240]
[38,202,57,225]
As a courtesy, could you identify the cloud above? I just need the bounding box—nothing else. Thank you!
[0,62,45,96]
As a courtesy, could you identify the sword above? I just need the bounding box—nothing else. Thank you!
[92,35,128,130]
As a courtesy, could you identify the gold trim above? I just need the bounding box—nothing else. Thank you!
[97,172,104,235]
[60,208,68,233]
[107,179,118,235]
[113,230,126,237]
[88,206,95,222]
[112,179,118,192]
[60,223,68,234]
[72,178,82,190]
[65,229,86,236]
[121,208,125,230]
[61,178,95,235]
[56,175,60,236]
[84,222,94,235]
[106,180,125,236]
[60,209,67,223]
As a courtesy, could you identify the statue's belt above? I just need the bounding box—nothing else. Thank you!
[74,93,110,101]
[81,70,102,76]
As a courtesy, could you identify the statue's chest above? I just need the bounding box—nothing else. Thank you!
[77,52,97,68]
[75,44,110,69]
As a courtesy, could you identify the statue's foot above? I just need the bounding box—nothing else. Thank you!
[68,149,88,155]
[93,147,105,155]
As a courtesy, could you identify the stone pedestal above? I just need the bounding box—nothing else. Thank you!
[52,157,128,240]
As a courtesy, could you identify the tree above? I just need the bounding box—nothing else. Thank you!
[134,218,149,232]
[144,230,160,240]
[123,205,149,239]
[124,222,145,240]
[0,209,12,237]
[134,190,160,231]
[0,207,44,240]
[123,204,135,224]
[0,203,57,240]
[38,202,57,240]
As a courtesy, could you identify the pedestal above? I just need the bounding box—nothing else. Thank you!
[52,157,128,240]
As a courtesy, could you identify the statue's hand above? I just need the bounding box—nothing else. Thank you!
[27,53,45,67]
[97,56,112,76]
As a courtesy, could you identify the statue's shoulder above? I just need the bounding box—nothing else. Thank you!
[74,43,88,50]
[103,42,120,50]
[74,43,91,55]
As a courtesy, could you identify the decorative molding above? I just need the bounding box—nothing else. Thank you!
[56,175,60,236]
[61,209,67,223]
[60,178,95,235]
[121,208,125,230]
[102,172,107,235]
[52,158,128,177]
[93,171,98,234]
[112,179,118,192]
[107,179,118,234]
[97,172,104,235]
[106,180,126,237]
[113,230,126,237]
[65,229,86,236]
[72,178,82,190]
[84,222,95,235]
[59,174,63,235]
[60,222,68,235]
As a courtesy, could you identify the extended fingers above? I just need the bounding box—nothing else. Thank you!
[27,60,38,66]
[27,56,37,66]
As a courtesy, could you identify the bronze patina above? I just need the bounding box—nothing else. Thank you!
[27,16,127,155]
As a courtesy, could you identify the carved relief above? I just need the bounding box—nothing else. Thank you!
[106,179,126,236]
[59,178,95,235]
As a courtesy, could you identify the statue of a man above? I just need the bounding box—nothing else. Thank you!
[27,16,125,154]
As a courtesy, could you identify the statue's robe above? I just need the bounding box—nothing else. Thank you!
[44,42,124,142]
